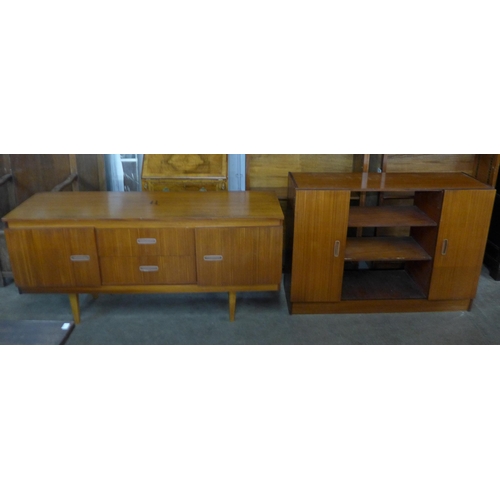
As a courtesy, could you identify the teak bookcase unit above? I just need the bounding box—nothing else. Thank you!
[286,172,495,315]
[2,191,284,322]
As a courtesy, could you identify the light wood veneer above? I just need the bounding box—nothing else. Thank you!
[287,172,495,315]
[3,192,284,322]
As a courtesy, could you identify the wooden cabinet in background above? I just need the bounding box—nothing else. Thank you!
[286,172,495,315]
[142,154,228,192]
[3,191,284,322]
[484,171,500,280]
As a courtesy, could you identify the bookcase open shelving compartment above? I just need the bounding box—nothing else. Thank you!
[286,172,495,314]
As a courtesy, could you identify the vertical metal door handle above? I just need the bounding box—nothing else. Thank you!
[334,240,341,258]
[441,239,448,256]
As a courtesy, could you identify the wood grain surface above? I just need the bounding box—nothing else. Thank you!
[3,192,284,227]
[291,190,350,302]
[429,189,496,300]
[290,172,493,192]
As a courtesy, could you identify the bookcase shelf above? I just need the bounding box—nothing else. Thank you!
[348,206,437,228]
[345,237,431,262]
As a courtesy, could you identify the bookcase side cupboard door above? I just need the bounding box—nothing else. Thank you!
[429,189,496,300]
[290,190,350,303]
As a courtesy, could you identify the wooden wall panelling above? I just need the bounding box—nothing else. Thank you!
[246,154,493,199]
[474,154,499,187]
[7,154,107,205]
[75,154,107,191]
[9,154,73,204]
[68,154,79,191]
[246,154,356,199]
[382,154,477,174]
[380,154,498,187]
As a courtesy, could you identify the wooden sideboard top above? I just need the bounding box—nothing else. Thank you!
[289,172,494,192]
[2,191,284,226]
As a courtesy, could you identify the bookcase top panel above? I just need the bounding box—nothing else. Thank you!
[289,172,493,192]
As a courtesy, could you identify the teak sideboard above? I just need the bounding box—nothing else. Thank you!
[2,191,284,322]
[286,172,495,314]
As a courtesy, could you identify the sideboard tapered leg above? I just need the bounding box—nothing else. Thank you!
[229,292,236,322]
[69,293,81,324]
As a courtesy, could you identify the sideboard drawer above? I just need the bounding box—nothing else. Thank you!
[96,228,195,257]
[100,256,196,285]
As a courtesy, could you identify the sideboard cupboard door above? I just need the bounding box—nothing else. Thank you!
[291,190,350,303]
[195,227,283,286]
[429,189,496,300]
[5,228,100,288]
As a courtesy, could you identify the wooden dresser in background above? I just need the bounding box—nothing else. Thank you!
[142,154,228,192]
[2,191,284,322]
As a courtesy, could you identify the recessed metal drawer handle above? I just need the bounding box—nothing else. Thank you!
[334,240,341,258]
[139,266,159,272]
[137,238,157,245]
[70,255,90,262]
[204,255,223,261]
[441,239,448,256]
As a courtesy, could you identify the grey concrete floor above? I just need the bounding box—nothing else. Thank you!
[1,267,499,344]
